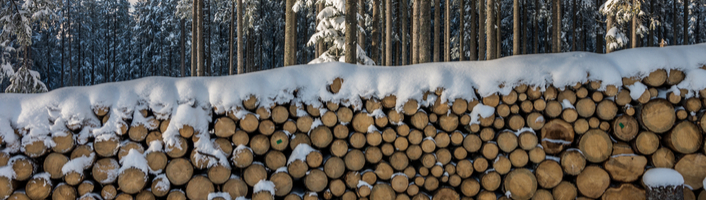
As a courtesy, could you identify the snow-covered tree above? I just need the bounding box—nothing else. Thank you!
[599,0,656,51]
[299,0,374,65]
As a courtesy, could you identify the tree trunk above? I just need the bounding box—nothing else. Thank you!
[69,0,73,86]
[381,1,386,63]
[554,0,561,52]
[513,0,520,54]
[486,0,496,59]
[445,0,450,61]
[372,0,381,64]
[386,0,392,65]
[229,2,234,75]
[197,0,205,76]
[648,0,655,46]
[61,1,65,87]
[496,2,501,57]
[606,15,614,53]
[412,0,419,64]
[534,0,539,53]
[419,0,431,63]
[400,0,408,65]
[479,0,486,60]
[673,0,677,45]
[683,0,689,45]
[460,0,465,61]
[433,0,441,62]
[631,0,637,48]
[521,0,527,54]
[191,2,197,76]
[285,0,296,66]
[358,0,364,58]
[181,19,186,77]
[470,0,477,60]
[346,0,358,64]
[596,0,603,53]
[572,0,577,50]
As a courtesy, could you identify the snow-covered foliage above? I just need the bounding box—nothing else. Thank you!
[4,64,48,93]
[599,0,655,51]
[0,0,58,46]
[302,0,375,65]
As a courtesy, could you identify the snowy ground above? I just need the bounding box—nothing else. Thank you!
[0,43,705,154]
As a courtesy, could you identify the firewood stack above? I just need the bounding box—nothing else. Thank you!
[2,69,706,200]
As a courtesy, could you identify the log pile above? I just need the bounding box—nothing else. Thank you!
[1,68,706,200]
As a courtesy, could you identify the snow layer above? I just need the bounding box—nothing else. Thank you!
[62,153,96,175]
[642,168,684,188]
[253,180,276,194]
[0,45,705,153]
[287,144,318,165]
[119,149,149,176]
[208,192,232,200]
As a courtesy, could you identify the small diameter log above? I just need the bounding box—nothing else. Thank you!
[78,181,95,196]
[576,165,610,199]
[634,131,660,155]
[259,120,276,135]
[613,115,639,141]
[185,175,214,200]
[460,179,480,197]
[352,112,375,133]
[345,149,366,171]
[371,184,396,200]
[452,99,468,115]
[101,185,117,200]
[329,77,343,93]
[529,147,546,164]
[310,126,333,148]
[560,149,586,176]
[165,158,194,186]
[305,169,328,192]
[667,69,685,85]
[639,99,676,134]
[296,115,314,133]
[675,153,706,190]
[494,156,512,175]
[540,119,574,154]
[527,112,545,130]
[604,154,647,182]
[52,131,75,153]
[250,134,270,155]
[578,129,613,163]
[95,136,120,157]
[602,184,646,200]
[337,107,353,124]
[545,101,563,118]
[26,174,52,200]
[536,160,563,189]
[509,149,529,167]
[652,147,676,168]
[504,168,538,200]
[497,131,518,153]
[664,121,702,154]
[643,168,684,200]
[166,190,186,200]
[165,136,187,158]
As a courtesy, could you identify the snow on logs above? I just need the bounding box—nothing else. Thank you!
[2,48,706,199]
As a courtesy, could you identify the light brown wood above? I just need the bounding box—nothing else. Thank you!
[541,119,574,154]
[575,98,595,118]
[545,100,563,118]
[603,154,647,182]
[92,158,119,184]
[118,168,147,194]
[26,174,52,200]
[52,131,75,153]
[165,158,193,186]
[185,175,214,200]
[43,153,68,179]
[244,164,268,187]
[296,115,314,133]
[675,153,706,190]
[560,149,586,176]
[601,184,645,200]
[643,69,667,87]
[578,129,613,163]
[77,181,94,196]
[481,171,501,191]
[576,165,610,198]
[329,77,343,93]
[639,99,676,133]
[633,131,659,155]
[536,160,563,189]
[613,115,639,141]
[505,168,538,200]
[53,184,77,200]
[664,121,702,154]
[371,184,397,200]
[250,134,270,155]
[652,147,676,168]
[94,136,119,157]
[596,100,618,120]
[552,181,577,200]
[223,178,248,199]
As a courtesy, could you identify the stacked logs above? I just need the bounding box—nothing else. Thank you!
[1,70,706,200]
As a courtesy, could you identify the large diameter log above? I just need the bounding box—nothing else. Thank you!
[602,184,646,200]
[244,164,268,187]
[604,154,647,182]
[271,171,293,196]
[664,121,702,154]
[675,153,706,190]
[504,168,538,200]
[44,153,68,179]
[639,99,676,134]
[92,158,119,184]
[652,147,676,168]
[576,165,610,198]
[352,112,374,133]
[578,129,613,163]
[540,119,575,154]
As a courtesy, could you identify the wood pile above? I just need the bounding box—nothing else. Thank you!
[2,69,706,200]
